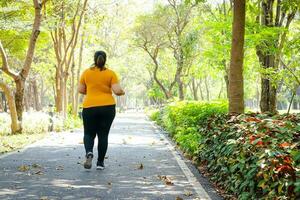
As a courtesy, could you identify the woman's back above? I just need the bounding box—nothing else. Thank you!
[80,67,119,108]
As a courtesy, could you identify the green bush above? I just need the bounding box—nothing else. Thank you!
[198,113,299,199]
[153,101,228,155]
[63,115,82,130]
[149,109,161,122]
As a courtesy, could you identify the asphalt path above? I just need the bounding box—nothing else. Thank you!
[0,112,223,200]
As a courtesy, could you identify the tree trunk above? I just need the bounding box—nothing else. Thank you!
[228,0,246,114]
[74,32,85,116]
[32,79,41,111]
[191,78,198,101]
[175,49,185,101]
[256,77,260,110]
[70,60,75,115]
[55,65,64,113]
[177,78,184,100]
[63,75,68,117]
[0,82,21,134]
[15,79,25,121]
[204,76,210,101]
[199,79,204,101]
[257,0,296,113]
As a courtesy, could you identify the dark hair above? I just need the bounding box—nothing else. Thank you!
[94,51,106,70]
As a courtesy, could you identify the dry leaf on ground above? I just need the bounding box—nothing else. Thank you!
[158,175,174,186]
[137,163,144,170]
[32,163,42,168]
[184,190,193,196]
[34,170,43,175]
[18,165,30,172]
[56,166,64,170]
[122,139,127,144]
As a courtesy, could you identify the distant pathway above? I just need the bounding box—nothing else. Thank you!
[0,112,222,200]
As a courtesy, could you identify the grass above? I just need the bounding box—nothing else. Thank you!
[0,132,47,154]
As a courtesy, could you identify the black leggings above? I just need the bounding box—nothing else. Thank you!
[82,105,116,162]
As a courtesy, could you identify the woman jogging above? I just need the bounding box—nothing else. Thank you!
[78,50,125,170]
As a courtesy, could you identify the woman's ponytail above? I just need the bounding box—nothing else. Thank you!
[94,51,106,70]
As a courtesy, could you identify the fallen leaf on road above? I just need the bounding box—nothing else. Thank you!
[56,166,64,170]
[160,138,164,141]
[18,165,30,172]
[32,163,42,168]
[175,197,183,200]
[40,197,48,200]
[137,163,144,170]
[35,170,43,175]
[158,175,174,186]
[122,139,127,145]
[184,190,193,196]
[107,182,112,186]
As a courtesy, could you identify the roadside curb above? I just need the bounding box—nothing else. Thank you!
[149,120,212,200]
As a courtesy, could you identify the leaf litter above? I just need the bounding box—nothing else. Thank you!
[157,175,174,186]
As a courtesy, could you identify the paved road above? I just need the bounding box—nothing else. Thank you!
[0,112,222,200]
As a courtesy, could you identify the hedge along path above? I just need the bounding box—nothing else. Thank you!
[0,112,221,200]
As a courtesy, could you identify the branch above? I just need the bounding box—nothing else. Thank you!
[41,0,49,6]
[66,0,88,72]
[0,41,18,80]
[20,0,43,80]
[280,58,300,85]
[275,0,281,26]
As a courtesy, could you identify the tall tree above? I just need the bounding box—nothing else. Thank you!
[165,0,196,100]
[229,0,246,114]
[49,0,88,116]
[256,0,298,113]
[0,0,47,133]
[134,14,176,100]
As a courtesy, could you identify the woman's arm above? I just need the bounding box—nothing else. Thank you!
[78,83,86,95]
[112,83,125,96]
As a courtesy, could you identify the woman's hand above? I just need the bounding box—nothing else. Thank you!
[112,83,125,96]
[78,83,87,95]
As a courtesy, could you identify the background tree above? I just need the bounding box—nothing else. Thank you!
[256,0,299,113]
[48,0,88,116]
[0,0,48,133]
